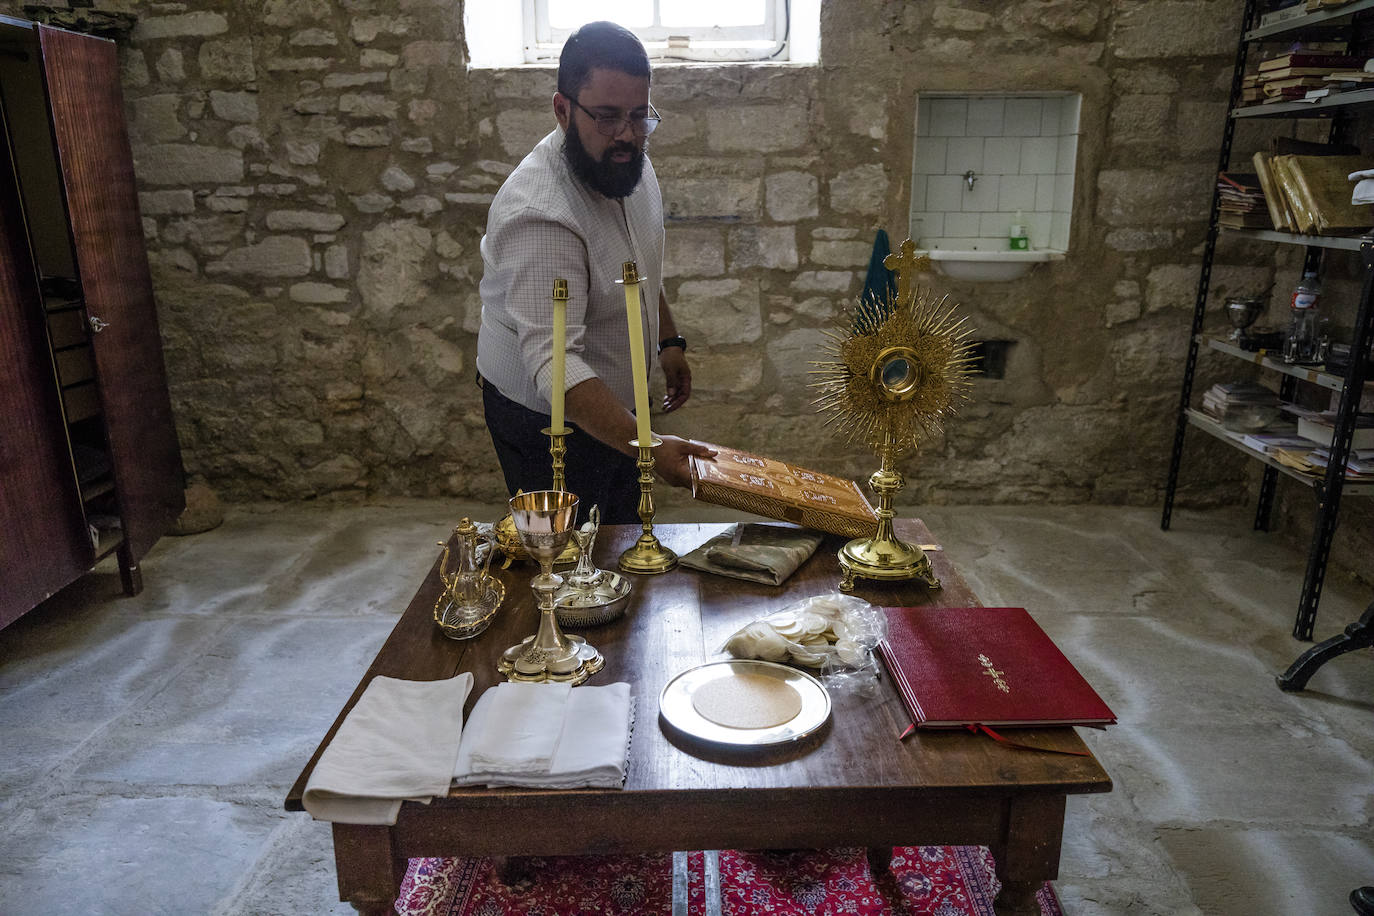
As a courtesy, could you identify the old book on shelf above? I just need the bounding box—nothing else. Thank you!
[1253,150,1295,230]
[876,606,1117,730]
[688,443,878,538]
[1258,53,1367,72]
[1280,154,1374,232]
[1297,412,1374,449]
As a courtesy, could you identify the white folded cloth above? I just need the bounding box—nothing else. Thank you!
[464,682,571,772]
[1347,168,1374,181]
[1353,178,1374,206]
[302,673,473,825]
[453,681,634,789]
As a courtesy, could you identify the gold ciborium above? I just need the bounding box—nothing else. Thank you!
[497,490,604,685]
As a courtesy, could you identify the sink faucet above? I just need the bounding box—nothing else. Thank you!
[963,170,977,191]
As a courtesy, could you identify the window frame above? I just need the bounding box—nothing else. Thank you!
[522,0,790,63]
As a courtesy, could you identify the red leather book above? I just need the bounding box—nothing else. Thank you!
[877,606,1116,729]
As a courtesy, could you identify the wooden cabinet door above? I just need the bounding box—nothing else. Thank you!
[0,92,91,628]
[37,24,183,563]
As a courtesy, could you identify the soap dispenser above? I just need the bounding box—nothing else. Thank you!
[1009,211,1029,251]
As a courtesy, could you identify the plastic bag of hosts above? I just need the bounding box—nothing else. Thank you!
[719,593,887,693]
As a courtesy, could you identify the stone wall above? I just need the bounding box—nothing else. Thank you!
[9,0,1371,565]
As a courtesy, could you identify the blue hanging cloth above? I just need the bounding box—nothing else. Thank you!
[856,229,897,334]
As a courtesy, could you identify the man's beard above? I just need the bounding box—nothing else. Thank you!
[562,122,646,200]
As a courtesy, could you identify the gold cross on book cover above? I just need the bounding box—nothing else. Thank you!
[688,442,878,539]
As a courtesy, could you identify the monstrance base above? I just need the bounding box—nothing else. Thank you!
[837,535,942,592]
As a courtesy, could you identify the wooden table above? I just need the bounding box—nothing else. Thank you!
[286,521,1112,915]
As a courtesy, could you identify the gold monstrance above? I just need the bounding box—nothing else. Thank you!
[811,238,976,591]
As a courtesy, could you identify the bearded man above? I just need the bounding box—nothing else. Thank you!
[475,20,714,524]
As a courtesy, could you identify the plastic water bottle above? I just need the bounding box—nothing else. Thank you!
[1284,270,1322,364]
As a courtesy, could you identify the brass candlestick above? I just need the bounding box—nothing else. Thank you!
[617,436,678,574]
[542,424,580,565]
[498,490,604,685]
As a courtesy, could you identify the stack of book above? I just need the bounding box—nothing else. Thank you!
[1200,381,1282,430]
[1217,172,1271,228]
[1252,150,1374,234]
[1296,411,1374,449]
[1256,50,1368,101]
[1309,447,1374,478]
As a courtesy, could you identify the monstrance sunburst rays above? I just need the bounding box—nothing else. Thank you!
[812,292,977,456]
[807,239,977,592]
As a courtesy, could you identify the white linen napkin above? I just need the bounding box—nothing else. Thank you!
[302,672,473,825]
[453,681,634,789]
[464,682,571,772]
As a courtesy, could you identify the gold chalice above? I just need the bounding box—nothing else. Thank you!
[497,490,604,684]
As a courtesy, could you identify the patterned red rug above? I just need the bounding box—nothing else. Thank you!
[395,847,1064,915]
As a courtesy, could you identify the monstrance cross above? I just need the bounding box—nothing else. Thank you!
[883,238,932,303]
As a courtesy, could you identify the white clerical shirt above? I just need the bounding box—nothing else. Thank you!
[476,127,665,415]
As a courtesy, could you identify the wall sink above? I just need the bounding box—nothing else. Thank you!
[919,246,1064,282]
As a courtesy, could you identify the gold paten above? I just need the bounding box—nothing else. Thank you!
[498,490,604,685]
[617,436,678,574]
[811,237,976,592]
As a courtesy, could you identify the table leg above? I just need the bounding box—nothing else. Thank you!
[332,823,406,916]
[866,846,893,875]
[990,794,1064,916]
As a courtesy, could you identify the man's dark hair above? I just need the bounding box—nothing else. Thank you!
[557,21,651,97]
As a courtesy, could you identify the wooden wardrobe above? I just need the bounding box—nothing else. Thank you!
[0,16,183,629]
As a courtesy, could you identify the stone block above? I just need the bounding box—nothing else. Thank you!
[206,236,313,278]
[285,139,321,165]
[132,94,185,143]
[664,226,725,277]
[769,328,832,386]
[266,210,346,232]
[497,109,553,157]
[382,166,416,192]
[705,104,809,153]
[728,225,799,271]
[198,38,255,82]
[324,244,350,279]
[155,49,185,84]
[139,189,195,216]
[692,350,765,395]
[765,171,819,222]
[359,221,433,312]
[676,278,763,346]
[1109,95,1171,147]
[933,6,993,31]
[362,49,400,68]
[809,239,870,268]
[1113,1,1238,59]
[791,270,855,294]
[345,126,393,147]
[351,16,413,43]
[1105,228,1177,252]
[135,144,245,185]
[133,12,228,40]
[663,177,761,221]
[829,163,888,215]
[324,72,389,89]
[209,90,259,123]
[339,92,399,120]
[290,28,339,47]
[289,282,349,304]
[1097,167,1211,226]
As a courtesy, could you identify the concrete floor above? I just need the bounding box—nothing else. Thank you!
[1,500,1371,916]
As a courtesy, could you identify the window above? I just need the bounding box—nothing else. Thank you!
[515,0,802,63]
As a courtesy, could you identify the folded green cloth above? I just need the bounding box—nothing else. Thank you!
[679,523,824,586]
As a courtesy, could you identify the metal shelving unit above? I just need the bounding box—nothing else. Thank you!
[1161,0,1374,641]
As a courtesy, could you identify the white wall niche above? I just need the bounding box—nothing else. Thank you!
[910,92,1081,279]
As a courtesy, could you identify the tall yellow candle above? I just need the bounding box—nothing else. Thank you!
[550,278,568,432]
[620,261,653,445]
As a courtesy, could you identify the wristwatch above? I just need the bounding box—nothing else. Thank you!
[658,335,687,354]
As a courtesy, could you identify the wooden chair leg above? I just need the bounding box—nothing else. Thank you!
[117,541,142,596]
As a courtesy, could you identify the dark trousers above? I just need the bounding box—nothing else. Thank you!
[480,376,642,525]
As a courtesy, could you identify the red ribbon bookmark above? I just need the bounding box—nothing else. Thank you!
[896,721,1091,756]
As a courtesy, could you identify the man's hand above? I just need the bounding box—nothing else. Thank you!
[660,347,692,412]
[654,435,716,489]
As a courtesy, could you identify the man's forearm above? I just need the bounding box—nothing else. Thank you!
[658,290,677,340]
[564,376,639,457]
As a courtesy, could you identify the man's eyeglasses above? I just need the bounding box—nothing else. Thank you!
[568,97,662,137]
